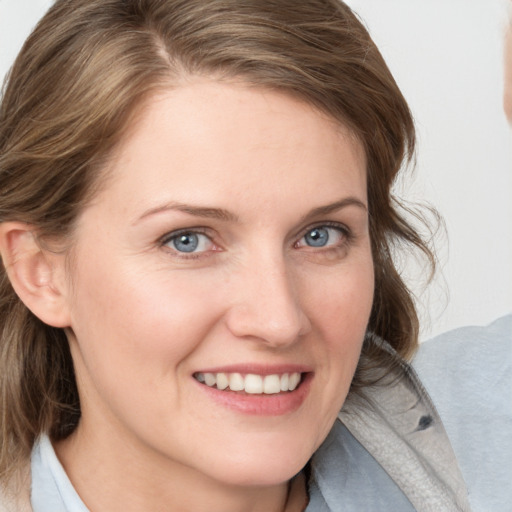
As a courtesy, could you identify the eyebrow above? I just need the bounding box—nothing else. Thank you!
[300,197,368,223]
[135,202,239,224]
[135,197,367,225]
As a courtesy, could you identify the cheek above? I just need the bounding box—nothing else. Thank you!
[293,256,374,450]
[307,255,374,340]
[302,253,374,366]
[315,257,374,371]
[67,257,223,391]
[66,262,229,446]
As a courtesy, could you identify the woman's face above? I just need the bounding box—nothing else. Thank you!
[61,81,374,488]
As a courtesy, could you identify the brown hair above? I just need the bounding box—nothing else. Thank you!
[0,0,434,481]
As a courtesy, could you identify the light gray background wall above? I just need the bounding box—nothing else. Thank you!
[344,0,512,338]
[1,0,511,340]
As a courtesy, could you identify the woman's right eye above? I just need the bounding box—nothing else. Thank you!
[162,231,216,255]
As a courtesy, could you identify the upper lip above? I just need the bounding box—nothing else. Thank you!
[193,363,312,376]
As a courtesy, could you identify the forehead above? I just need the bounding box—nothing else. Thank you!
[93,80,367,220]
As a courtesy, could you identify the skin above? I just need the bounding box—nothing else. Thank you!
[52,80,374,512]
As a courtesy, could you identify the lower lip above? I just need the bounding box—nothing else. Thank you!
[194,373,313,416]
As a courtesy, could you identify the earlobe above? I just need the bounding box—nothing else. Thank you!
[0,222,71,328]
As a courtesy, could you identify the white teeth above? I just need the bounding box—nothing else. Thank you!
[263,374,281,394]
[195,371,302,394]
[216,372,229,390]
[289,372,301,391]
[280,373,289,392]
[245,374,263,394]
[229,373,244,391]
[204,373,216,387]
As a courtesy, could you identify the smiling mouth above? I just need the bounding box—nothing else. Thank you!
[194,372,303,394]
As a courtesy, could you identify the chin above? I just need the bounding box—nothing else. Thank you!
[197,431,317,487]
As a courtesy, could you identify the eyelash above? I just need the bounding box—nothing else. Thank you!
[158,222,352,260]
[294,222,352,250]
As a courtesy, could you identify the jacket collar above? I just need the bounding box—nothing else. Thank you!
[339,336,472,511]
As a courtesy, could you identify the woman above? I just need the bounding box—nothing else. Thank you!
[0,1,472,510]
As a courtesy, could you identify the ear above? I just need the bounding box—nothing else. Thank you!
[0,222,71,328]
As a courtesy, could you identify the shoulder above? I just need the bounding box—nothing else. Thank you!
[413,315,512,512]
[414,315,511,376]
[413,315,511,421]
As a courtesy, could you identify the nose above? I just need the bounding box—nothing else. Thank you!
[224,254,312,348]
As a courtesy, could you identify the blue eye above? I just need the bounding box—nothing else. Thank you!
[298,225,347,249]
[173,233,199,252]
[165,232,213,253]
[304,227,330,247]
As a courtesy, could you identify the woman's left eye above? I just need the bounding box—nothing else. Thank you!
[162,231,215,254]
[296,225,348,249]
